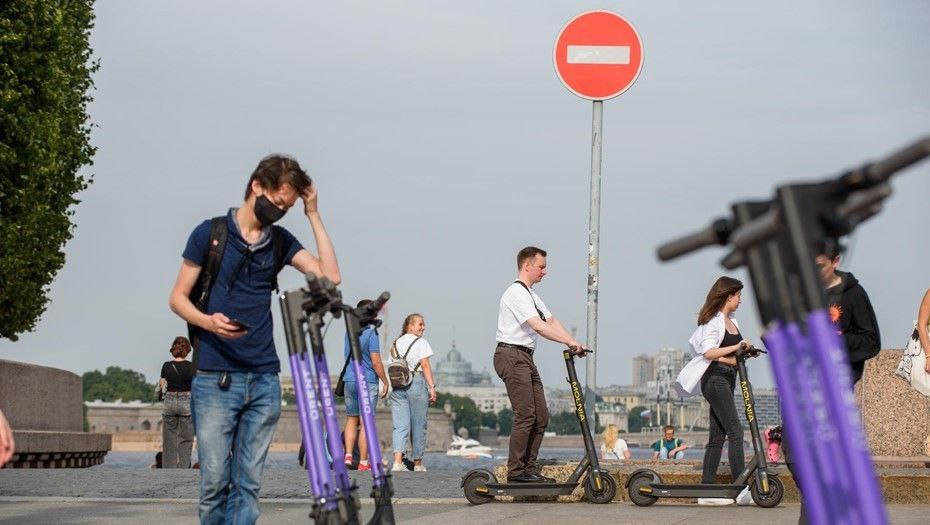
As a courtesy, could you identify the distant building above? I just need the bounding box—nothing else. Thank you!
[442,385,511,414]
[600,385,650,412]
[433,340,493,387]
[544,388,577,415]
[733,387,781,429]
[600,384,709,430]
[85,400,161,433]
[632,354,654,387]
[595,402,629,432]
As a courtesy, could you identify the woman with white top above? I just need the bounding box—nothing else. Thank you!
[600,424,631,461]
[389,313,438,472]
[689,277,753,505]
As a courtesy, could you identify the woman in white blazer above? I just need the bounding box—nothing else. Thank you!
[681,277,753,504]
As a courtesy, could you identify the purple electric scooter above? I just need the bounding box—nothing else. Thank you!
[656,136,930,524]
[280,274,394,525]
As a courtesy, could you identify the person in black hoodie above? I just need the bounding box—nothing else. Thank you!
[787,244,882,525]
[815,244,882,383]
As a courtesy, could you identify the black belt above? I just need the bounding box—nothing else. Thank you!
[497,342,534,354]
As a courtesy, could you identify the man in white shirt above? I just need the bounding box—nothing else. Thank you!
[495,246,585,483]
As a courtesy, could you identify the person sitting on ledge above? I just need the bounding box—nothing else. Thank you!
[651,425,688,459]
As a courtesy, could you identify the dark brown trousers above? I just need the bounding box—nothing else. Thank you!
[494,344,549,478]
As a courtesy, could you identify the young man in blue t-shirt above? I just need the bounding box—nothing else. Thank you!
[169,154,340,524]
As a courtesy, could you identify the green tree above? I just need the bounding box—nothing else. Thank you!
[547,411,582,435]
[497,408,513,436]
[480,410,498,429]
[628,405,649,433]
[0,1,98,340]
[435,391,481,435]
[82,366,155,402]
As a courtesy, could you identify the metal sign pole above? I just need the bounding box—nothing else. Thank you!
[585,99,603,432]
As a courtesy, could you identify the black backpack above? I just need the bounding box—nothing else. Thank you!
[186,216,286,371]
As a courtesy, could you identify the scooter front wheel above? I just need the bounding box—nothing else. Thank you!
[627,472,660,507]
[463,471,495,505]
[584,471,617,504]
[750,474,784,508]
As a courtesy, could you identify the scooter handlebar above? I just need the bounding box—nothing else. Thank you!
[367,291,390,314]
[737,345,766,358]
[567,345,593,355]
[842,136,930,188]
[656,218,734,262]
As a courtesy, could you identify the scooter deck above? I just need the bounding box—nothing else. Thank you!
[644,483,744,499]
[483,482,578,497]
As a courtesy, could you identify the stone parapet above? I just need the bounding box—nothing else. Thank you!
[9,431,111,468]
[0,359,83,431]
[0,360,111,468]
[857,349,930,456]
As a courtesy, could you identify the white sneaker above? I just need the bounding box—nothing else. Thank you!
[697,498,735,506]
[736,486,754,506]
[413,464,427,472]
[390,462,405,472]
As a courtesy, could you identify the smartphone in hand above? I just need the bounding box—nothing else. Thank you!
[228,319,249,332]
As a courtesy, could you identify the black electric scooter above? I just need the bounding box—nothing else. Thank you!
[626,347,785,508]
[461,348,618,505]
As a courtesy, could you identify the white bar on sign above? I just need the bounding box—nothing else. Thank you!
[567,45,630,65]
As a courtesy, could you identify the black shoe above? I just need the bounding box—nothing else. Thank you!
[525,468,556,483]
[507,473,543,483]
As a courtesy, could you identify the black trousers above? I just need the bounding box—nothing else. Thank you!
[700,368,745,484]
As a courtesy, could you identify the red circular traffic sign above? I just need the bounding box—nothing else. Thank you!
[553,10,644,101]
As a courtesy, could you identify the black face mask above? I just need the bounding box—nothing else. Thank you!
[254,194,287,227]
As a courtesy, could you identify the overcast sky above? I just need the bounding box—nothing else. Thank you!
[2,1,929,394]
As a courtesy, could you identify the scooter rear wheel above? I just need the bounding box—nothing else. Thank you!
[584,471,617,504]
[463,471,495,505]
[750,474,784,508]
[627,472,661,507]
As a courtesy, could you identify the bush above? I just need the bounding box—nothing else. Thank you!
[0,1,98,340]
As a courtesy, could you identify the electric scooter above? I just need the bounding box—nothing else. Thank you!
[461,348,618,505]
[280,274,395,524]
[626,347,785,508]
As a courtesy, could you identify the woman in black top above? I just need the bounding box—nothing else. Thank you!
[160,336,194,468]
[695,277,753,504]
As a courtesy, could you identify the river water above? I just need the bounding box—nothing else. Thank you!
[97,446,699,472]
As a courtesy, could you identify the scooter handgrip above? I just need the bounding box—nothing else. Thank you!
[370,291,390,312]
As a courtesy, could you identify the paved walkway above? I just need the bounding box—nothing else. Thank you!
[0,470,464,499]
[2,469,927,524]
[1,499,928,525]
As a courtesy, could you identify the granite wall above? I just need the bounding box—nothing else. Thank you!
[857,349,930,456]
[0,360,111,468]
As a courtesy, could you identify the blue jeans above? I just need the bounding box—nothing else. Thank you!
[345,380,379,417]
[390,374,428,459]
[192,372,281,525]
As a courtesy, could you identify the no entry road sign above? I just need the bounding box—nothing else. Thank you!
[553,10,644,100]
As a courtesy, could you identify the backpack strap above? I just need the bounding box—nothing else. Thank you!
[402,337,423,373]
[188,216,228,372]
[513,280,546,321]
[197,217,229,309]
[270,226,285,293]
[342,327,375,380]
